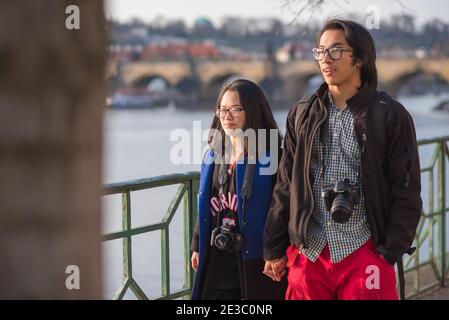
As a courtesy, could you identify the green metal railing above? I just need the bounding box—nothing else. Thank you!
[102,135,449,300]
[103,172,199,300]
[404,135,449,298]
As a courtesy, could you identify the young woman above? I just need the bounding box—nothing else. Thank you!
[190,79,287,300]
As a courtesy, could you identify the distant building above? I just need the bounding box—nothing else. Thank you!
[107,39,255,62]
[194,17,214,30]
[129,27,149,39]
[140,41,220,61]
[276,41,315,62]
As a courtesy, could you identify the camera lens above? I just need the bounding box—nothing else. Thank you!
[331,194,353,223]
[214,233,230,250]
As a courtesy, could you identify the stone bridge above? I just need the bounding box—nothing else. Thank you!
[111,58,449,102]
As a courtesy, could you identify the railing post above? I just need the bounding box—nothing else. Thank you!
[191,179,199,291]
[184,180,192,298]
[117,191,132,299]
[438,141,446,287]
[123,191,132,277]
[161,227,170,297]
[183,182,190,299]
[184,178,199,299]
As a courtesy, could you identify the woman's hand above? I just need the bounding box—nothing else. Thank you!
[191,252,199,272]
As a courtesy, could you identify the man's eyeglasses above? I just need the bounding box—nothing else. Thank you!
[312,47,353,61]
[216,106,244,118]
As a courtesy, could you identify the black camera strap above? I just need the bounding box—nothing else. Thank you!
[235,159,255,302]
[215,161,230,230]
[319,136,329,191]
[241,163,256,230]
[319,93,332,190]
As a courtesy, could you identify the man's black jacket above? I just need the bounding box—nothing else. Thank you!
[263,83,422,265]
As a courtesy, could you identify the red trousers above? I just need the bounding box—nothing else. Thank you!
[285,239,398,300]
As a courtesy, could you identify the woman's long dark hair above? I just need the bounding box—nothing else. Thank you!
[208,79,282,159]
[317,19,378,88]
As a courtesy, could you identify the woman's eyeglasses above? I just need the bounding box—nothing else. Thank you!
[216,106,244,118]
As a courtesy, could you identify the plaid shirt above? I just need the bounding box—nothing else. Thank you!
[301,98,371,263]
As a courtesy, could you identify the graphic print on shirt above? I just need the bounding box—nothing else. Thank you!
[210,192,238,226]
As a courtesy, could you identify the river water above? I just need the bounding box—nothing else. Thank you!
[102,93,449,299]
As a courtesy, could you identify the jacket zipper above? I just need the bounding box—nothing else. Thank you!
[360,127,378,246]
[301,99,328,249]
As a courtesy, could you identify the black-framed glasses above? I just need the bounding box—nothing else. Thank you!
[312,47,353,61]
[216,106,244,118]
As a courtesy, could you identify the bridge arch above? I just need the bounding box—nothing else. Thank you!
[388,69,449,97]
[259,76,283,101]
[131,74,172,90]
[282,72,322,101]
[175,76,201,98]
[201,73,243,101]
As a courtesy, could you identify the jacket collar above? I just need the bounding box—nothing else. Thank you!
[316,82,377,116]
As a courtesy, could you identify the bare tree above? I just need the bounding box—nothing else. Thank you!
[276,0,412,25]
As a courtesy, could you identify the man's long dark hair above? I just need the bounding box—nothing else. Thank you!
[317,19,378,88]
[208,78,282,158]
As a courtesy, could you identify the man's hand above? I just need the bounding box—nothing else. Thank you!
[191,252,199,272]
[263,257,287,281]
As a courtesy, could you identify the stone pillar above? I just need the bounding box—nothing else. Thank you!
[0,0,105,298]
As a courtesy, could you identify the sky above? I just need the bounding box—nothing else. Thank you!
[105,0,449,28]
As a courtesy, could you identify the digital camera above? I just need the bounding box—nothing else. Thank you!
[322,178,360,223]
[210,224,243,253]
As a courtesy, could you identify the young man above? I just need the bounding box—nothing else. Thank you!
[263,19,422,300]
